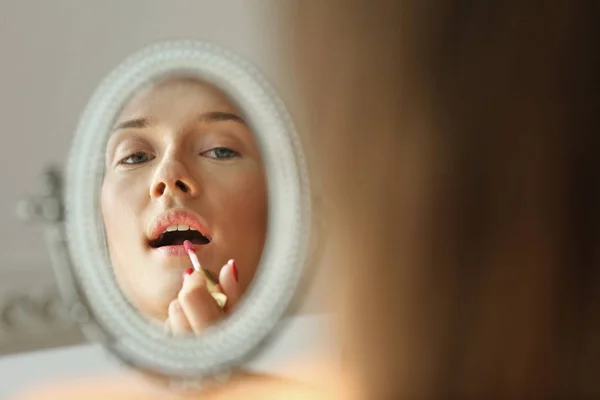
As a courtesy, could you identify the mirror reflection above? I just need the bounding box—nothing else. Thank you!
[101,75,268,334]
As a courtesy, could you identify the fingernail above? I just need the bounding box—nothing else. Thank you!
[229,259,238,282]
[183,267,194,279]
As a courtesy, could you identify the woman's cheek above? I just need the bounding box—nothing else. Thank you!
[216,171,267,226]
[235,180,267,218]
[101,178,146,245]
[214,167,265,200]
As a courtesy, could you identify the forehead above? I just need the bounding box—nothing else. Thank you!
[116,77,240,122]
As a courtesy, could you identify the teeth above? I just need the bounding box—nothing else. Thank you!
[161,225,202,234]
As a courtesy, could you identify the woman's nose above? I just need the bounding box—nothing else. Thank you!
[150,158,200,199]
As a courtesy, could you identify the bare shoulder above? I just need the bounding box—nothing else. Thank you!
[11,373,176,400]
[11,371,335,400]
[200,373,331,400]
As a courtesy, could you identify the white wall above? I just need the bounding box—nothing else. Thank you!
[0,3,337,398]
[0,0,283,284]
[0,0,327,358]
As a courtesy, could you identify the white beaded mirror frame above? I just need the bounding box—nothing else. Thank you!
[60,41,312,384]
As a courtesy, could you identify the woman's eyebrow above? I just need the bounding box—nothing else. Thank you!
[199,111,246,126]
[113,117,149,131]
[112,112,246,131]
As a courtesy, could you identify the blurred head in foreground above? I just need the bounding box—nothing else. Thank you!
[281,0,600,398]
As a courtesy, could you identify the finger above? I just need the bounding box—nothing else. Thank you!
[168,299,192,335]
[219,259,240,311]
[178,271,223,333]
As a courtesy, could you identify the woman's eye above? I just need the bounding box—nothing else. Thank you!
[202,147,240,159]
[118,151,154,165]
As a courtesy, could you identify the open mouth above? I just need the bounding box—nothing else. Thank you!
[149,225,211,248]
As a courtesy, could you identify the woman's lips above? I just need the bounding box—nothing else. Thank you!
[147,209,211,242]
[152,243,204,257]
[151,243,218,280]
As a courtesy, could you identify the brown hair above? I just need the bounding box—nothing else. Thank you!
[280,1,600,398]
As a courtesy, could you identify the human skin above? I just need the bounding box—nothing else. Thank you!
[101,77,268,323]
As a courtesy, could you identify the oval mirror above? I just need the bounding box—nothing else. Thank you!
[20,40,314,389]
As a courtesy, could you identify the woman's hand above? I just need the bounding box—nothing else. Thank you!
[166,260,240,335]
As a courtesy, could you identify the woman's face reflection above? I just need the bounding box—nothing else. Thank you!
[101,77,268,321]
